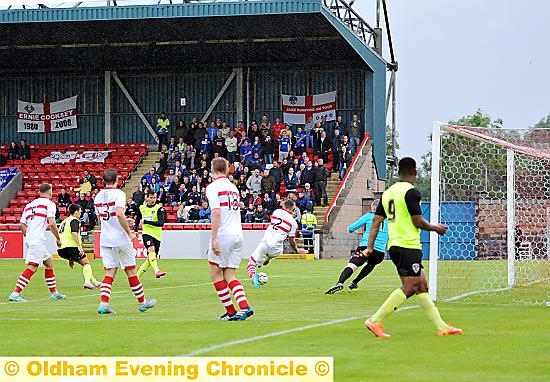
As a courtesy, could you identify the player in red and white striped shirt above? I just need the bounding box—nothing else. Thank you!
[206,158,253,321]
[94,169,156,314]
[8,183,66,302]
[246,199,305,287]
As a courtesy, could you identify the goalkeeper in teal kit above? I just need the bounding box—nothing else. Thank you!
[325,200,388,294]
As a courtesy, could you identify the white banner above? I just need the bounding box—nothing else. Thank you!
[76,151,109,163]
[282,91,336,125]
[17,95,77,133]
[40,151,77,164]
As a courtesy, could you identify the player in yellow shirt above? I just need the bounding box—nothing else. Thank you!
[360,157,462,338]
[58,204,101,290]
[135,191,166,279]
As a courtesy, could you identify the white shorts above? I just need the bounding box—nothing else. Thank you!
[100,244,136,269]
[251,240,283,266]
[25,243,52,266]
[207,234,243,269]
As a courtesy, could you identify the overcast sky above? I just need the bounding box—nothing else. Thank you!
[356,0,550,160]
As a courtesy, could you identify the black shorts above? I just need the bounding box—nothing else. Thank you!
[58,247,86,262]
[389,246,423,277]
[349,246,385,267]
[142,234,161,255]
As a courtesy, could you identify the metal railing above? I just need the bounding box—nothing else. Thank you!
[322,0,378,48]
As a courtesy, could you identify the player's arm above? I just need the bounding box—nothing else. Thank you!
[115,206,135,240]
[134,207,142,232]
[48,217,62,247]
[348,214,368,233]
[70,219,84,254]
[143,208,166,227]
[20,223,27,237]
[358,204,386,257]
[406,189,447,235]
[205,186,222,256]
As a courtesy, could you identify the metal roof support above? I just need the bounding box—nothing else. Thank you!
[235,67,244,125]
[112,71,159,144]
[201,68,237,123]
[105,70,112,144]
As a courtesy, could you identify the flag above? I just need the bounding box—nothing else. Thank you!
[282,91,336,125]
[17,96,77,133]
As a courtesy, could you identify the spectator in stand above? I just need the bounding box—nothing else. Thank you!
[284,167,298,194]
[175,120,187,141]
[301,160,315,187]
[212,130,227,158]
[166,152,177,169]
[19,140,31,160]
[296,163,306,186]
[246,169,262,194]
[339,144,353,180]
[319,131,331,163]
[287,192,302,224]
[251,191,263,207]
[177,136,186,153]
[176,204,189,223]
[331,128,343,172]
[220,121,231,139]
[314,158,329,207]
[58,188,72,208]
[245,203,256,223]
[291,157,300,173]
[7,141,19,160]
[142,168,160,186]
[225,130,238,164]
[132,186,145,206]
[174,184,187,205]
[140,178,149,193]
[157,111,170,152]
[198,201,211,223]
[150,177,160,193]
[272,117,285,139]
[240,138,253,164]
[262,135,276,165]
[236,174,248,193]
[248,121,262,142]
[298,152,309,166]
[193,122,206,147]
[334,115,346,137]
[259,115,272,140]
[173,145,182,162]
[311,122,324,155]
[254,204,269,223]
[240,189,252,206]
[235,120,247,143]
[199,133,212,155]
[187,204,201,223]
[262,192,275,214]
[294,127,307,157]
[187,185,201,206]
[319,115,333,136]
[349,114,364,154]
[247,153,264,172]
[168,136,177,153]
[301,209,317,254]
[251,136,262,158]
[83,171,97,190]
[185,150,199,171]
[296,191,313,214]
[157,186,169,206]
[304,116,315,151]
[278,130,291,162]
[239,201,247,223]
[260,169,276,198]
[207,121,218,142]
[269,161,283,193]
[280,157,291,174]
[74,176,92,195]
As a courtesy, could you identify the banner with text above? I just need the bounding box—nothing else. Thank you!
[75,151,109,163]
[17,96,77,133]
[282,91,336,125]
[40,151,109,164]
[0,168,19,193]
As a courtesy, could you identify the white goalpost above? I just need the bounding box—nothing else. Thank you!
[429,122,550,305]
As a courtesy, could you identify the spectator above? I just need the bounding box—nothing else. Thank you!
[260,169,276,197]
[296,191,313,214]
[212,130,227,158]
[140,178,149,192]
[284,167,298,194]
[74,176,92,195]
[349,114,364,153]
[294,127,307,157]
[274,193,283,210]
[318,131,331,162]
[245,203,256,223]
[247,153,264,172]
[301,209,318,254]
[311,122,324,155]
[225,130,238,164]
[334,115,347,137]
[157,111,170,151]
[198,133,212,155]
[157,186,169,206]
[254,204,269,223]
[220,121,231,139]
[246,169,262,193]
[236,174,249,193]
[83,170,97,190]
[251,191,263,207]
[7,141,19,160]
[287,192,302,224]
[168,136,177,153]
[262,192,275,214]
[262,135,276,165]
[240,189,252,207]
[272,116,285,140]
[187,185,201,206]
[141,168,160,185]
[304,116,315,150]
[57,188,71,208]
[198,201,211,223]
[132,186,145,206]
[174,184,187,205]
[150,177,160,193]
[314,158,329,206]
[175,120,187,141]
[259,115,272,140]
[270,161,283,192]
[177,136,186,153]
[301,160,315,187]
[176,204,189,223]
[193,122,206,147]
[239,201,247,223]
[331,128,343,172]
[235,120,247,143]
[240,138,253,164]
[339,144,353,180]
[166,152,177,169]
[251,136,263,158]
[187,204,201,222]
[278,130,291,162]
[207,121,218,142]
[248,121,262,142]
[319,115,333,136]
[19,140,31,160]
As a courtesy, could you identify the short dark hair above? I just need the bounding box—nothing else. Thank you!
[398,157,417,176]
[146,190,156,197]
[39,183,51,194]
[103,169,118,185]
[68,203,81,215]
[283,199,295,210]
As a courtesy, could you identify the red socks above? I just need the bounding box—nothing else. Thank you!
[14,268,36,293]
[128,275,145,304]
[228,279,249,309]
[100,275,113,303]
[214,280,237,315]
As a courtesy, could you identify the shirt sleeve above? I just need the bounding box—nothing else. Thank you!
[405,188,422,216]
[115,190,126,209]
[206,185,220,209]
[375,200,387,218]
[70,219,80,233]
[46,201,56,218]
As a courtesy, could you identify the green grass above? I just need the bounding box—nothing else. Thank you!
[0,259,549,381]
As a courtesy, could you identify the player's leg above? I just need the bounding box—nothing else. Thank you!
[208,241,238,319]
[247,241,270,288]
[351,250,385,288]
[120,245,156,312]
[8,259,39,302]
[43,256,66,300]
[137,245,153,278]
[77,255,100,289]
[224,236,253,320]
[415,270,462,336]
[152,239,166,278]
[98,246,118,314]
[326,247,366,294]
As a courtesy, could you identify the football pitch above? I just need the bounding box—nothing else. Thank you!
[0,259,548,381]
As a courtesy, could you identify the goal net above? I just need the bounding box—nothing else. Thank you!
[429,122,550,305]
